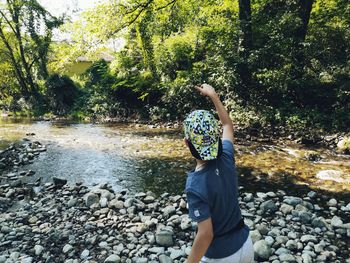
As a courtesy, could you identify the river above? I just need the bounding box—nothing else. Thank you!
[1,118,349,199]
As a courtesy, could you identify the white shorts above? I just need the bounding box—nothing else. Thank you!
[200,236,254,263]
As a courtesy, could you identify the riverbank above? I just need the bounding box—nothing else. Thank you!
[0,140,350,263]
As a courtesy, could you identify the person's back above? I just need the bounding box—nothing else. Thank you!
[183,84,254,263]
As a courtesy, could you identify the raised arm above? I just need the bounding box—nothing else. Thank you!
[195,84,234,143]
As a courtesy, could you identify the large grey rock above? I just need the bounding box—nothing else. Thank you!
[254,240,272,260]
[155,230,173,247]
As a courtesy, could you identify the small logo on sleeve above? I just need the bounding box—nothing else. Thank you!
[194,210,200,217]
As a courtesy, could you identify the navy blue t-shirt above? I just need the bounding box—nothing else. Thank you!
[185,139,250,259]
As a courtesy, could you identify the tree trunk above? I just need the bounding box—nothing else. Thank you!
[0,26,30,98]
[237,0,253,101]
[290,0,313,80]
[137,9,158,80]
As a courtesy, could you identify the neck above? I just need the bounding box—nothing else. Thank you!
[195,159,208,171]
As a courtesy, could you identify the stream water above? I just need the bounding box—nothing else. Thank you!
[1,118,349,199]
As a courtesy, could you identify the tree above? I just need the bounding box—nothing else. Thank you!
[0,0,62,100]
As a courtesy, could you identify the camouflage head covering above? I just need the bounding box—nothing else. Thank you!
[184,110,220,160]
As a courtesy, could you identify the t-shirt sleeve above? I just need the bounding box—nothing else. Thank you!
[186,191,211,222]
[222,139,234,159]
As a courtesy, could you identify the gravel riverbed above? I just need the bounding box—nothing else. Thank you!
[0,139,349,263]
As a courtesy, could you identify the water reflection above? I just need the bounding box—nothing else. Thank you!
[1,118,349,197]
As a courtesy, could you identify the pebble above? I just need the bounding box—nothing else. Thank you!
[0,140,349,262]
[104,254,121,263]
[80,249,90,259]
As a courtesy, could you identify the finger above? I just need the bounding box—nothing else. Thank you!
[195,86,202,92]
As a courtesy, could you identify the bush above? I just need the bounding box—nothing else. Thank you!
[45,74,81,115]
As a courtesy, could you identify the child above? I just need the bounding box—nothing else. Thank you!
[183,84,254,263]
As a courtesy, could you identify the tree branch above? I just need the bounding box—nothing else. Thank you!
[156,0,177,11]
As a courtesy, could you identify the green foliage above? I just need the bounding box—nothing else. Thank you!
[1,0,349,132]
[45,74,80,115]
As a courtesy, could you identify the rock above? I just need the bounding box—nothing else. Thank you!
[68,197,78,208]
[279,253,296,262]
[134,258,148,263]
[21,257,33,263]
[312,217,327,228]
[143,196,155,203]
[180,216,192,230]
[80,249,90,259]
[124,198,133,208]
[307,191,316,198]
[275,247,290,256]
[285,240,297,250]
[280,204,293,214]
[84,193,100,207]
[284,196,302,206]
[170,249,185,260]
[28,216,38,224]
[159,254,173,263]
[316,170,349,183]
[100,197,108,208]
[53,177,67,187]
[254,240,272,260]
[109,199,124,209]
[63,244,74,253]
[331,216,343,227]
[301,234,317,243]
[299,211,312,223]
[163,205,176,216]
[34,244,44,256]
[148,247,165,254]
[260,200,277,213]
[328,198,337,206]
[264,236,274,246]
[301,253,313,263]
[250,230,262,243]
[155,230,173,247]
[256,224,269,235]
[337,137,350,154]
[104,255,121,263]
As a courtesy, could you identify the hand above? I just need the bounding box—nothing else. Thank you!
[195,84,217,98]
